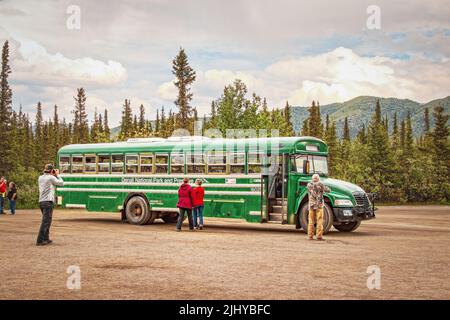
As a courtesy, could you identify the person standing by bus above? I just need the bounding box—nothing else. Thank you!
[36,164,64,246]
[0,177,6,214]
[307,173,330,241]
[176,177,194,232]
[192,179,205,230]
[7,182,17,215]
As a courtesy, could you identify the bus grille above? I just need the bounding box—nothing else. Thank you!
[353,192,370,207]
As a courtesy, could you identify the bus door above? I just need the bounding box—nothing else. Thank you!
[261,154,288,223]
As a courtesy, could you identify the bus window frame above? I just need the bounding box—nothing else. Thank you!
[111,154,125,174]
[228,152,245,175]
[207,151,227,175]
[98,154,111,174]
[139,153,154,174]
[125,154,139,174]
[83,154,98,174]
[170,152,185,175]
[71,154,84,174]
[59,155,71,174]
[155,153,169,174]
[186,152,206,174]
[247,151,265,174]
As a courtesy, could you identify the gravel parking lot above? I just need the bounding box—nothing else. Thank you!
[0,206,449,299]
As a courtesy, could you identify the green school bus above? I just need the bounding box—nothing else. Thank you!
[56,136,375,233]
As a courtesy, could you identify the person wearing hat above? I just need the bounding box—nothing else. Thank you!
[36,164,64,246]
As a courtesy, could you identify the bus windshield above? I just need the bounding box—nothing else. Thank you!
[293,155,328,175]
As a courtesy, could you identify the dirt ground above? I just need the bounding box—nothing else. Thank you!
[0,206,449,300]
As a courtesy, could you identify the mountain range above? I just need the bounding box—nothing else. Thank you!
[111,95,450,139]
[291,95,450,138]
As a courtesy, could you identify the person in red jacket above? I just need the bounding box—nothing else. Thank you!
[176,177,194,231]
[0,177,7,215]
[192,179,205,229]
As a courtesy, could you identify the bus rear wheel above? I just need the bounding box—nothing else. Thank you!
[334,221,361,232]
[299,202,334,235]
[125,196,152,225]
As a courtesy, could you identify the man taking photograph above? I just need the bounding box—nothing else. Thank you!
[36,164,64,246]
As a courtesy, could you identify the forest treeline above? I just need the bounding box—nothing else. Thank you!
[0,41,448,208]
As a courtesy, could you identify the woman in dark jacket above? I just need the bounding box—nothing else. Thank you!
[176,178,194,231]
[7,182,17,215]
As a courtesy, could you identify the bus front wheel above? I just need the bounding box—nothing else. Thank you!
[125,196,152,225]
[333,221,361,232]
[299,202,333,235]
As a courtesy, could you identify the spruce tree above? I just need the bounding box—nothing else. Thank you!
[103,109,110,139]
[73,88,89,143]
[0,40,13,175]
[343,117,350,141]
[119,99,133,140]
[172,47,196,132]
[283,101,295,136]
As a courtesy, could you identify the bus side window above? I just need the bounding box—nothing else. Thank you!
[248,152,263,174]
[155,154,168,174]
[111,154,124,174]
[71,155,83,173]
[84,155,97,173]
[170,153,184,174]
[59,156,70,173]
[126,155,139,174]
[229,152,245,174]
[140,154,153,174]
[207,152,226,174]
[98,154,110,173]
[187,153,206,174]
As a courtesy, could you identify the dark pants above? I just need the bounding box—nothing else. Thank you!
[37,201,54,244]
[176,207,194,230]
[0,196,4,213]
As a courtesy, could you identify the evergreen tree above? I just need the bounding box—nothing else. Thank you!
[172,47,196,132]
[119,99,133,140]
[138,104,146,131]
[357,124,367,145]
[0,40,13,175]
[72,88,89,143]
[155,108,160,135]
[307,100,323,138]
[282,101,295,136]
[103,109,110,139]
[343,117,350,141]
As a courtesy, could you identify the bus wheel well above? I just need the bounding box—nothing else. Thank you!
[124,193,150,209]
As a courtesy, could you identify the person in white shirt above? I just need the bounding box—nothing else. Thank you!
[36,164,64,246]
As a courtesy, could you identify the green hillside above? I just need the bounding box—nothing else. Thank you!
[291,96,450,138]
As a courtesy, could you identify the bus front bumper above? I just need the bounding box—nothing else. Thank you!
[333,206,376,223]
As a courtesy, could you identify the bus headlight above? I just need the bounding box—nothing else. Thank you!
[334,199,353,207]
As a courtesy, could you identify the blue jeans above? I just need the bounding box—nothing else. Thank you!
[0,196,4,213]
[193,205,204,227]
[9,199,16,214]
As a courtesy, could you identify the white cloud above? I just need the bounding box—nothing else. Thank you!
[10,37,127,88]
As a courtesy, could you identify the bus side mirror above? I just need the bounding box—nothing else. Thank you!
[303,160,310,174]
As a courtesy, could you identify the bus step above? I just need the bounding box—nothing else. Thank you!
[271,205,287,214]
[275,198,287,206]
[269,213,283,222]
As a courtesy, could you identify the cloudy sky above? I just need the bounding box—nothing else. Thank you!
[0,0,449,126]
